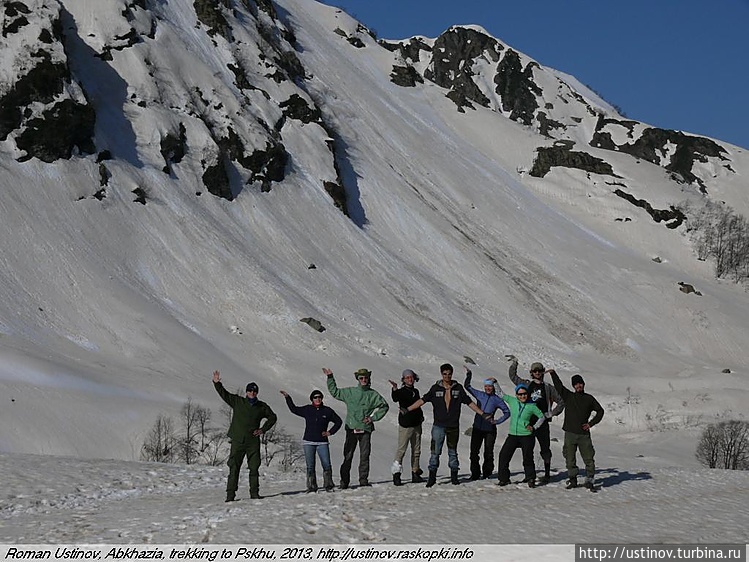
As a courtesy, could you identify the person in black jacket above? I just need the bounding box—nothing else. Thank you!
[550,370,604,489]
[404,363,492,487]
[388,369,425,486]
[280,389,343,492]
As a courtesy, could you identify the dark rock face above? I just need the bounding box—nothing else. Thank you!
[0,50,69,140]
[245,142,289,192]
[613,189,686,229]
[389,65,424,88]
[424,27,500,110]
[380,37,432,63]
[193,0,232,39]
[15,99,96,162]
[279,94,321,124]
[160,124,187,174]
[202,157,233,200]
[530,145,617,178]
[323,181,347,215]
[591,117,728,191]
[3,1,31,36]
[494,50,540,125]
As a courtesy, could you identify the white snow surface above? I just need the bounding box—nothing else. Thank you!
[0,0,748,546]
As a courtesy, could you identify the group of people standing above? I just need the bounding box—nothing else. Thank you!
[211,357,605,501]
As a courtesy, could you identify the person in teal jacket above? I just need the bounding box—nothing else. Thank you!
[496,381,546,487]
[323,367,389,488]
[212,370,277,502]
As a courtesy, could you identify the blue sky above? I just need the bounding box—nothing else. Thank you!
[324,1,749,150]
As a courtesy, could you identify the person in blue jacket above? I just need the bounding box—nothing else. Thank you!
[280,389,343,492]
[464,366,510,480]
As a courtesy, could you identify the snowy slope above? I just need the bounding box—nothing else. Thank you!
[0,0,746,534]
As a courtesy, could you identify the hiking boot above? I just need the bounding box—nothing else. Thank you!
[565,477,578,489]
[537,475,550,485]
[323,470,335,491]
[497,480,510,487]
[425,470,437,488]
[393,473,403,486]
[225,491,236,502]
[469,473,481,481]
[359,479,371,487]
[528,479,536,488]
[450,471,460,485]
[339,482,349,490]
[306,475,318,493]
[411,472,425,484]
[250,492,262,499]
[584,477,594,489]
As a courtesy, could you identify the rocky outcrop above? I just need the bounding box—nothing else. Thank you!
[613,189,687,229]
[530,144,618,178]
[390,65,423,88]
[494,50,540,125]
[591,117,729,192]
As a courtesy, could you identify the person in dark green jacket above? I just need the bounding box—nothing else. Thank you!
[550,370,604,489]
[323,367,389,489]
[213,370,277,501]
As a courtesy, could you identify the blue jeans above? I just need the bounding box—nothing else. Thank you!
[428,425,460,472]
[303,443,332,477]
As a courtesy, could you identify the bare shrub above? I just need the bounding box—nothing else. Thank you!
[141,414,177,463]
[696,420,749,470]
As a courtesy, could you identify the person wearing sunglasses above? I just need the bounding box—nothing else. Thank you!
[212,370,277,501]
[506,355,565,484]
[322,367,389,489]
[280,389,343,492]
[495,380,547,488]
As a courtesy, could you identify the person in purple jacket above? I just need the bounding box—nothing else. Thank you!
[464,366,510,480]
[280,389,343,492]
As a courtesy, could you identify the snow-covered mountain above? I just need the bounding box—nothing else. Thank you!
[1,0,748,469]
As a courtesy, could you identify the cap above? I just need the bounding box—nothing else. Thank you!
[530,362,545,373]
[571,374,585,386]
[246,382,259,393]
[515,383,529,393]
[310,390,324,401]
[401,369,419,382]
[483,379,494,386]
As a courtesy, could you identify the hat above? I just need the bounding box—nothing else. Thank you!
[483,379,494,386]
[571,374,585,386]
[401,369,419,382]
[246,382,259,393]
[354,368,372,379]
[515,383,529,393]
[530,362,545,373]
[310,390,324,401]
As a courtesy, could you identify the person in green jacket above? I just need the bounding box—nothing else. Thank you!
[323,367,389,489]
[550,370,604,489]
[213,370,277,501]
[496,381,546,488]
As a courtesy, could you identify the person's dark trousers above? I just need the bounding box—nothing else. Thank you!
[534,422,552,476]
[497,434,536,483]
[226,438,261,496]
[563,431,595,479]
[469,428,497,478]
[340,428,372,486]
